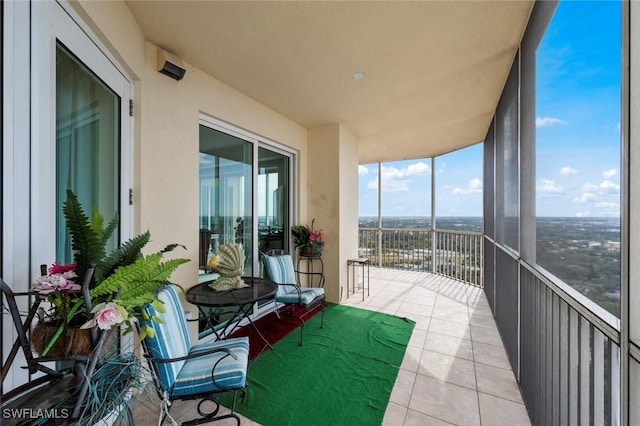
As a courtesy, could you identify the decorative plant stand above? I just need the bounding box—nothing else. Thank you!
[296,252,325,288]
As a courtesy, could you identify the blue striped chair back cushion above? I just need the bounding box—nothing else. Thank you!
[263,254,297,298]
[141,285,192,392]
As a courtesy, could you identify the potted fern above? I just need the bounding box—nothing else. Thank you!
[31,189,189,356]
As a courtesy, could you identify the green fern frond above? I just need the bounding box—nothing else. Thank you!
[118,260,188,301]
[90,254,162,298]
[118,280,167,301]
[101,213,120,248]
[139,258,190,283]
[63,189,104,284]
[99,231,151,280]
[118,294,158,308]
[90,206,105,238]
[91,253,188,301]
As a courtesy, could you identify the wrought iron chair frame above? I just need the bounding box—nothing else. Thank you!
[142,346,247,426]
[138,286,249,426]
[262,249,326,345]
[1,264,133,424]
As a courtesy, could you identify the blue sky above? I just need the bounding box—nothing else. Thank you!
[358,144,483,217]
[535,0,621,218]
[359,1,621,218]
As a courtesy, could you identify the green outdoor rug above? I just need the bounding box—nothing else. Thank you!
[222,303,415,426]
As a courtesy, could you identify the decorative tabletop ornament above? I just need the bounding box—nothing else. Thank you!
[208,244,248,291]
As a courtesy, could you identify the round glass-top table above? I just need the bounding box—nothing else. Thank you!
[186,276,277,308]
[186,277,278,354]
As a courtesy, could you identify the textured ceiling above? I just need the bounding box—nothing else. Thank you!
[125,0,533,162]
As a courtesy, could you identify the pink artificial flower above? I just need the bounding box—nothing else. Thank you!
[310,233,317,242]
[32,274,81,294]
[48,263,77,275]
[82,302,125,330]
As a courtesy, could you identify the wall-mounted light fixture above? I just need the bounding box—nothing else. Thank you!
[157,48,186,81]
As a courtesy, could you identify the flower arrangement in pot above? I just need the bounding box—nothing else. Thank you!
[291,218,324,256]
[31,190,189,357]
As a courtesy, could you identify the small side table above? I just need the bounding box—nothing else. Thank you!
[347,258,370,301]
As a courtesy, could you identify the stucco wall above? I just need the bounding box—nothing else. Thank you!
[72,0,309,288]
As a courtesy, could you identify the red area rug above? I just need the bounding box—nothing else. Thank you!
[229,305,322,359]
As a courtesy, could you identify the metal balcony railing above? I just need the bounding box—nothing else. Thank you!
[358,227,484,287]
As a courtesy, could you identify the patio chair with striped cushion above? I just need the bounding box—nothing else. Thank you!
[262,250,325,345]
[140,285,249,425]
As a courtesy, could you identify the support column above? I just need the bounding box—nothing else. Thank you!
[308,124,359,303]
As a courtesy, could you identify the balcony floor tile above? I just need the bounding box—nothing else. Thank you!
[127,267,530,425]
[478,392,531,426]
[424,330,475,360]
[417,349,478,390]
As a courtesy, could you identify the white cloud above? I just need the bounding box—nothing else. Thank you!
[573,193,596,203]
[599,180,620,193]
[366,178,378,190]
[358,165,369,176]
[378,162,430,193]
[602,168,617,179]
[575,211,590,217]
[536,116,566,128]
[596,201,619,210]
[382,177,411,192]
[580,179,619,194]
[452,178,483,195]
[560,166,577,176]
[537,179,563,193]
[406,162,430,176]
[582,183,599,192]
[384,161,430,178]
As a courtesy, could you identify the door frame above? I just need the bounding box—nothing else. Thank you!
[199,113,297,324]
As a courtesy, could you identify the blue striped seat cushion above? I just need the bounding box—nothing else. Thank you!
[276,287,325,305]
[172,337,249,397]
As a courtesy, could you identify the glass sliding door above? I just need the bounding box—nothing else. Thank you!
[258,147,290,255]
[198,125,253,337]
[56,43,120,262]
[199,126,253,280]
[198,121,293,338]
